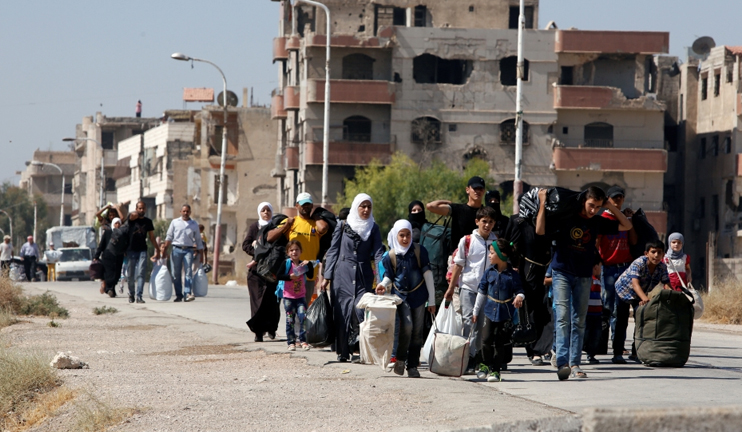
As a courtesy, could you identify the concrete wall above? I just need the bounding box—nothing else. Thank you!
[554,110,665,149]
[556,171,665,212]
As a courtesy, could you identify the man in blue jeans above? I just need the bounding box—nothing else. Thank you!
[535,186,632,380]
[126,201,159,303]
[165,204,204,302]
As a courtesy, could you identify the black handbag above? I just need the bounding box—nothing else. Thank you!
[511,300,538,347]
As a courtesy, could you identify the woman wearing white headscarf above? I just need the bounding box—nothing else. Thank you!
[242,202,279,342]
[322,193,384,362]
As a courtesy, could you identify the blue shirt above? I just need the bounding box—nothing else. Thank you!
[477,264,524,323]
[165,217,204,250]
[20,242,40,259]
[615,256,670,300]
[380,246,431,309]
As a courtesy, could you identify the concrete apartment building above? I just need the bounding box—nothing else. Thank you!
[269,0,676,237]
[18,150,75,227]
[116,106,276,281]
[70,113,160,225]
[679,45,742,284]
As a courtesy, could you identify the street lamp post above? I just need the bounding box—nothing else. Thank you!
[171,52,228,284]
[512,0,526,214]
[63,137,105,209]
[0,209,12,243]
[294,0,331,206]
[32,161,64,226]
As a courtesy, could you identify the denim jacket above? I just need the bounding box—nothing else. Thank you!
[477,264,524,323]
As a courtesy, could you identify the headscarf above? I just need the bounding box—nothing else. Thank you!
[257,202,273,227]
[667,232,684,259]
[388,220,413,256]
[347,193,375,241]
[407,200,427,230]
[112,217,122,228]
[485,190,503,218]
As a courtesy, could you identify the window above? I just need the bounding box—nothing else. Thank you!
[500,56,529,86]
[714,73,721,97]
[413,54,473,84]
[343,116,372,142]
[104,178,116,192]
[584,122,613,147]
[560,66,574,85]
[469,5,474,12]
[214,174,228,204]
[699,138,706,159]
[562,127,569,134]
[393,7,406,25]
[712,135,719,156]
[508,6,534,29]
[701,76,708,100]
[728,68,734,83]
[101,131,114,150]
[411,117,441,144]
[342,54,374,80]
[725,136,732,154]
[448,124,457,132]
[500,119,530,144]
[413,5,428,27]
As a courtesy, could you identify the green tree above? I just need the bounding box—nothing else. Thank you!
[0,182,49,248]
[336,153,506,237]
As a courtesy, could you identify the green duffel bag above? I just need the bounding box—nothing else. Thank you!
[634,288,694,367]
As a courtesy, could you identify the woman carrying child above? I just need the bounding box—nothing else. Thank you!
[376,220,436,378]
[277,240,315,351]
[472,238,524,382]
[664,232,692,292]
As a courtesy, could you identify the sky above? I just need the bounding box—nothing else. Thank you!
[1,0,739,185]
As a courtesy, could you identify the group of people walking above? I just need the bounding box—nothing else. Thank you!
[244,178,690,382]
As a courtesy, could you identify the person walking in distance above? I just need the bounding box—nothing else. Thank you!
[20,236,40,282]
[267,193,328,305]
[0,235,13,277]
[126,201,159,303]
[164,204,204,302]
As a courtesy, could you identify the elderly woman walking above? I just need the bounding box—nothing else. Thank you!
[242,202,280,342]
[322,193,384,362]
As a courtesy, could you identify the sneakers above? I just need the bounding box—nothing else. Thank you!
[587,355,600,364]
[174,297,183,302]
[557,364,571,381]
[487,371,502,382]
[301,343,310,351]
[611,356,627,364]
[407,367,420,378]
[185,294,196,302]
[287,344,296,351]
[531,356,545,366]
[388,356,397,366]
[136,297,145,304]
[393,360,406,376]
[476,364,490,380]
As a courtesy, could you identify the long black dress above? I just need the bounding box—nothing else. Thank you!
[242,222,280,336]
[96,224,124,296]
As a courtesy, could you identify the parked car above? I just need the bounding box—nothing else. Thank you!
[54,247,93,281]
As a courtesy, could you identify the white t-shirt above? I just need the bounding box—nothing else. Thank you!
[0,242,12,261]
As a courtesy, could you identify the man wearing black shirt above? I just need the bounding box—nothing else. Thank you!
[427,176,485,253]
[127,201,159,304]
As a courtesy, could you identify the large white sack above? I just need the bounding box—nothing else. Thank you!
[421,303,463,364]
[356,293,402,370]
[193,265,208,297]
[148,264,173,301]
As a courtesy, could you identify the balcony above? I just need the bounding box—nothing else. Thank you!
[286,146,299,170]
[554,86,664,111]
[555,30,669,54]
[284,86,300,110]
[305,141,391,166]
[307,80,395,105]
[271,94,287,119]
[273,37,288,62]
[286,35,301,51]
[103,150,118,167]
[552,147,667,172]
[307,33,390,48]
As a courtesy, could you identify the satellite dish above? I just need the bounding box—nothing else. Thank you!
[692,37,716,56]
[217,90,239,107]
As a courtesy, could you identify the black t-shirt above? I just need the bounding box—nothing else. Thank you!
[552,214,619,277]
[127,216,154,253]
[449,203,480,253]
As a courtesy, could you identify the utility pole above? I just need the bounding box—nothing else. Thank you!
[512,0,526,215]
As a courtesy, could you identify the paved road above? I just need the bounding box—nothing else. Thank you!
[23,281,742,414]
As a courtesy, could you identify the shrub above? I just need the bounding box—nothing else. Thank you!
[703,279,742,324]
[92,306,118,316]
[0,345,59,429]
[0,278,69,319]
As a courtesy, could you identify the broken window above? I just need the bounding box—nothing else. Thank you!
[374,5,406,33]
[584,122,613,148]
[500,119,529,144]
[725,136,732,154]
[104,178,116,192]
[508,6,534,29]
[712,135,719,156]
[101,131,114,150]
[414,5,428,27]
[411,117,441,144]
[714,73,721,97]
[560,66,574,85]
[701,76,708,100]
[500,56,529,86]
[342,54,374,80]
[343,116,372,142]
[727,68,734,83]
[413,54,473,85]
[699,137,706,159]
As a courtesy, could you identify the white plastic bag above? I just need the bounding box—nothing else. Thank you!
[420,303,463,363]
[429,331,470,377]
[148,264,173,301]
[193,265,208,297]
[356,293,402,370]
[685,283,704,320]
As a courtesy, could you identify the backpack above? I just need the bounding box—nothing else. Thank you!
[420,216,451,300]
[445,235,471,283]
[251,214,288,284]
[106,223,130,257]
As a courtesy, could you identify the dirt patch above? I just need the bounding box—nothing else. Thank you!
[120,325,161,331]
[148,344,245,356]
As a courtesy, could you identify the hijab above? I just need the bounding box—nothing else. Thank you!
[257,202,273,227]
[407,200,427,230]
[347,193,375,241]
[388,219,413,256]
[667,232,684,260]
[485,190,503,218]
[111,217,122,228]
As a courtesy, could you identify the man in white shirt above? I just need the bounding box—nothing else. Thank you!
[20,236,40,282]
[165,204,204,302]
[0,235,12,276]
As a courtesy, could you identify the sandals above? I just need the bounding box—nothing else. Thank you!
[287,344,296,351]
[301,343,310,351]
[570,366,588,379]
